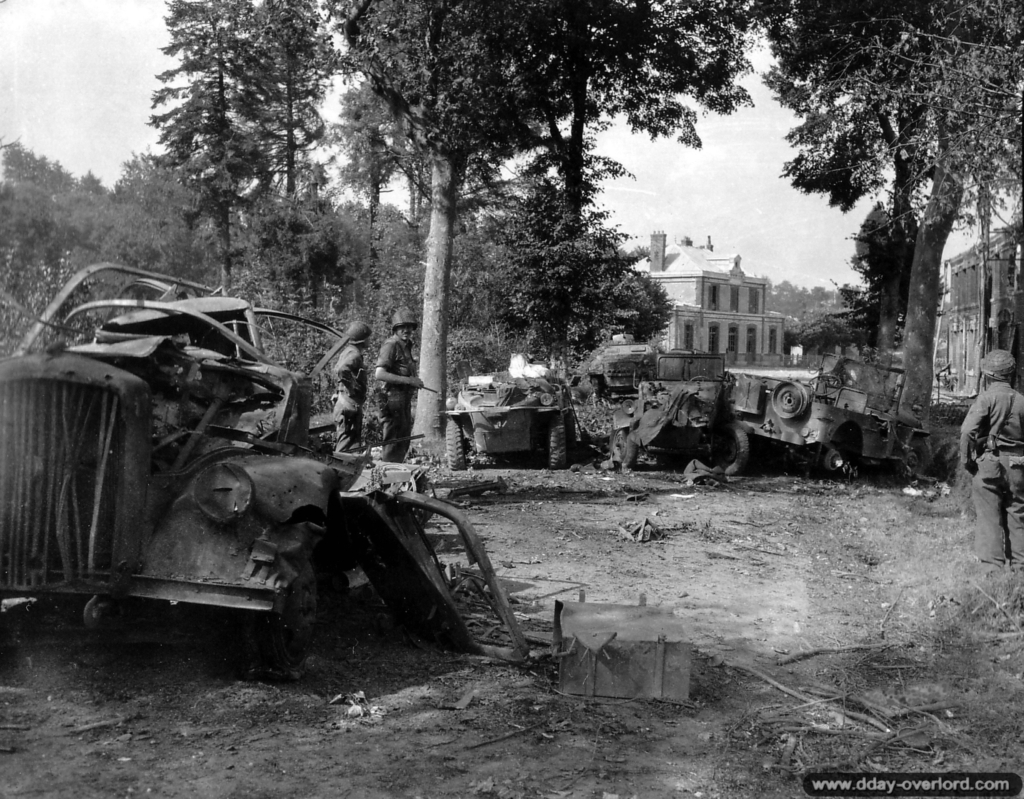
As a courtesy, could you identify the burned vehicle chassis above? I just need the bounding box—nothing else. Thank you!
[730,355,931,475]
[609,352,751,476]
[0,264,527,678]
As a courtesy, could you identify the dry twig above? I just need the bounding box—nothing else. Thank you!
[777,642,891,666]
[970,580,1024,635]
[879,587,906,637]
[465,720,546,750]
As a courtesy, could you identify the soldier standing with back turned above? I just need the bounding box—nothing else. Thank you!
[332,321,372,455]
[960,349,1024,573]
[375,308,424,462]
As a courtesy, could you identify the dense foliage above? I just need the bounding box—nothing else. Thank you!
[761,0,1023,400]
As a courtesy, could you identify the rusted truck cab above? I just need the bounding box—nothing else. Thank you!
[1,264,526,677]
[731,355,930,474]
[609,352,751,475]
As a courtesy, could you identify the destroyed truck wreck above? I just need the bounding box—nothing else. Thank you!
[0,263,526,679]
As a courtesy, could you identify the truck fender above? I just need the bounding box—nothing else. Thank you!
[239,455,338,525]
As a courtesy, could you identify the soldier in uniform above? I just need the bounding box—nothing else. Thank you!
[375,308,424,462]
[332,321,372,455]
[960,349,1024,572]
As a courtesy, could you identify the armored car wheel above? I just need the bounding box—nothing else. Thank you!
[246,558,317,680]
[712,422,751,476]
[446,419,468,471]
[547,415,567,469]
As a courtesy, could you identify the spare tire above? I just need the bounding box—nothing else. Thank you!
[772,381,812,419]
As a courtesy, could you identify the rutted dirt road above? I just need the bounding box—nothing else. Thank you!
[2,459,1019,799]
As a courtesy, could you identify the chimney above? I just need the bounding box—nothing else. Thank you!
[707,235,713,252]
[681,235,693,247]
[650,231,667,272]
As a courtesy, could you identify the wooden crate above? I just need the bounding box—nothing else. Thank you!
[553,598,692,700]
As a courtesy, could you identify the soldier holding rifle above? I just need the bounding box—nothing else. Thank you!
[375,308,425,462]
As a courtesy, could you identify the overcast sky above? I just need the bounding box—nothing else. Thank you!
[1,0,977,290]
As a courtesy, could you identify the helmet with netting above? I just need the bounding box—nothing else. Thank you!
[981,349,1015,378]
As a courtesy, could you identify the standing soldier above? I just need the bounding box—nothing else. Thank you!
[960,349,1024,573]
[332,321,372,455]
[375,308,424,462]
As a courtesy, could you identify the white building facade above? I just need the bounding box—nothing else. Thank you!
[638,232,785,366]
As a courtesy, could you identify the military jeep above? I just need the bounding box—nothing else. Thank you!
[0,264,526,677]
[609,351,751,475]
[730,355,931,475]
[445,370,576,470]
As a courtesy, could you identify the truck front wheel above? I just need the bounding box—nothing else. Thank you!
[610,427,638,470]
[713,422,751,476]
[245,558,317,680]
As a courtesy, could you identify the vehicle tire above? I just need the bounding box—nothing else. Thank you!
[83,595,119,629]
[247,558,317,680]
[547,415,567,469]
[772,381,812,419]
[446,419,468,471]
[903,435,933,476]
[610,427,638,470]
[713,422,751,476]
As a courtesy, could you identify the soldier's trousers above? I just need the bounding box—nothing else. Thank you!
[972,451,1024,566]
[381,392,413,463]
[334,410,364,455]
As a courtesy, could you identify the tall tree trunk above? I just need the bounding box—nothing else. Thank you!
[875,269,901,362]
[875,110,921,360]
[413,153,459,445]
[285,68,297,196]
[219,205,232,292]
[901,143,962,419]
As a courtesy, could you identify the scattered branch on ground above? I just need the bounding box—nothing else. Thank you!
[777,642,893,665]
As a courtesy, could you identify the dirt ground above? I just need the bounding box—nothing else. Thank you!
[2,431,1024,799]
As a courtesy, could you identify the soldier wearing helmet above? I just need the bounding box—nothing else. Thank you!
[960,349,1024,573]
[374,308,424,462]
[332,321,373,455]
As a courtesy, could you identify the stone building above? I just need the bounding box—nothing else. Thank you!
[636,232,785,366]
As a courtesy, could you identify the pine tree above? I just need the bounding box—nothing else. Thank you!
[151,0,267,290]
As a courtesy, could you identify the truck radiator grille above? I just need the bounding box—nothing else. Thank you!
[0,379,123,588]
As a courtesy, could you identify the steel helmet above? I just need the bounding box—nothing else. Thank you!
[343,321,372,346]
[981,349,1015,379]
[391,308,417,331]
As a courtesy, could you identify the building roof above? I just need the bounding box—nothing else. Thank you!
[636,240,740,276]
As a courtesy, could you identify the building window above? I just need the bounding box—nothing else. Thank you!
[730,286,740,312]
[769,327,778,354]
[708,324,719,353]
[684,323,695,350]
[727,325,738,352]
[749,289,759,314]
[746,326,757,353]
[708,284,719,310]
